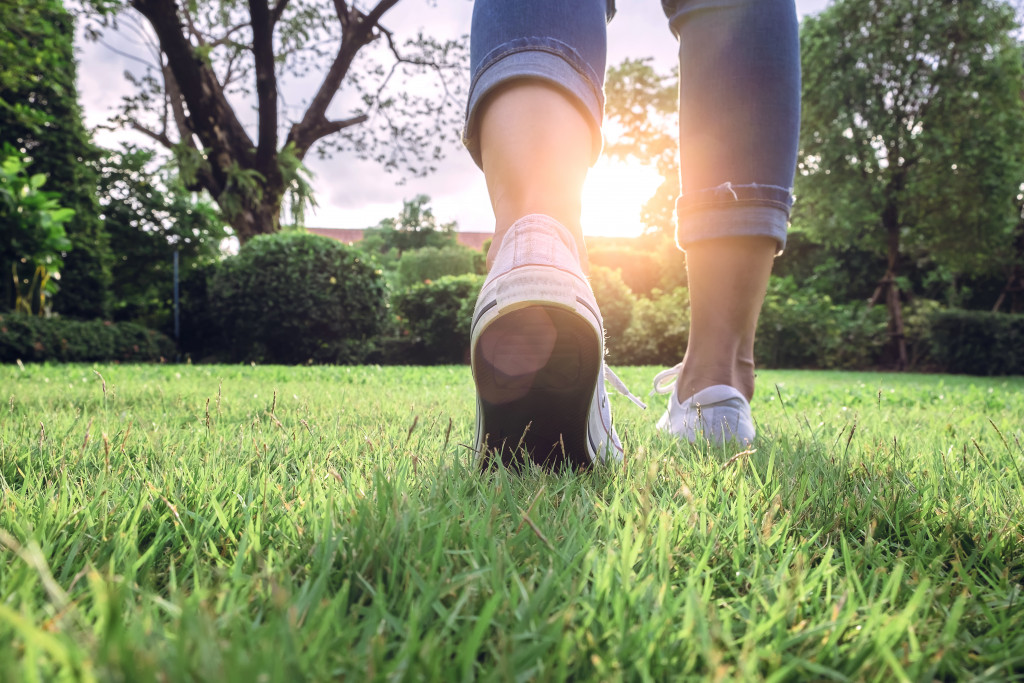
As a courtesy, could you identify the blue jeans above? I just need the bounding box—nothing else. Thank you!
[464,0,801,252]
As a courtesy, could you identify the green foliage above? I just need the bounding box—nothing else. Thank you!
[0,0,72,131]
[0,313,174,362]
[613,287,690,366]
[97,145,228,329]
[395,244,482,288]
[358,195,459,271]
[0,0,112,319]
[755,276,889,369]
[175,261,221,361]
[0,145,74,314]
[796,0,1024,277]
[589,265,635,341]
[391,274,484,364]
[209,233,387,364]
[773,227,884,304]
[603,58,679,234]
[589,247,664,297]
[926,309,1024,376]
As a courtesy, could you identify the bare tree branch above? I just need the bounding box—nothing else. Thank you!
[129,120,174,149]
[287,0,402,156]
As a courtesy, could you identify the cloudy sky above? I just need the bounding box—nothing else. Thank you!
[76,0,831,238]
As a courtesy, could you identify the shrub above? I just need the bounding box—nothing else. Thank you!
[589,247,663,297]
[755,276,888,369]
[0,314,174,362]
[395,244,483,288]
[902,298,944,369]
[210,233,387,364]
[589,265,635,342]
[390,274,484,364]
[613,287,690,366]
[609,277,889,369]
[926,309,1024,375]
[176,261,221,361]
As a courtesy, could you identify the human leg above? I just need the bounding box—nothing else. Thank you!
[478,83,591,271]
[466,0,631,468]
[656,0,801,443]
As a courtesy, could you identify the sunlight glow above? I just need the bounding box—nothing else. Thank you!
[581,157,665,238]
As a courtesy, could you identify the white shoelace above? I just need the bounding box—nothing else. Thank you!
[604,365,647,409]
[650,362,684,396]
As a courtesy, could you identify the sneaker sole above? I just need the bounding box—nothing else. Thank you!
[473,304,601,471]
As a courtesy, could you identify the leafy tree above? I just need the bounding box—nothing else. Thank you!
[77,0,467,243]
[97,146,229,328]
[1,0,113,319]
[358,194,457,270]
[797,0,1024,366]
[603,58,678,235]
[0,146,74,314]
[992,187,1024,312]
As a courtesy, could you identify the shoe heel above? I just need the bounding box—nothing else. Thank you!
[474,305,600,470]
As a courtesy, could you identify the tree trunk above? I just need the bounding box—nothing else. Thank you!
[869,198,908,369]
[993,207,1024,313]
[224,190,283,244]
[869,270,908,370]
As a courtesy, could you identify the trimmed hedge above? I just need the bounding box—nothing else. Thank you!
[395,244,484,288]
[611,287,690,366]
[926,309,1024,375]
[0,314,174,362]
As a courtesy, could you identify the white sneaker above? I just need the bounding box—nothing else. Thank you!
[471,215,644,469]
[652,365,755,445]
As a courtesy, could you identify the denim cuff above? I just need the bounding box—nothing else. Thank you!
[463,39,605,169]
[676,184,792,254]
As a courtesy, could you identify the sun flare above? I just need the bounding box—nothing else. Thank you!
[581,157,665,239]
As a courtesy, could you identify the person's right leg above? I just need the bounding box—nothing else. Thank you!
[654,0,801,444]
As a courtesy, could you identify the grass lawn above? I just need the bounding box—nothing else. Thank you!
[1,363,1023,681]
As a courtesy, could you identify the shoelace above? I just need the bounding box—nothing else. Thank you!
[604,365,647,409]
[650,362,684,396]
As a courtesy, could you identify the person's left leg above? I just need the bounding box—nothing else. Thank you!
[478,82,592,272]
[653,0,801,444]
[465,0,627,469]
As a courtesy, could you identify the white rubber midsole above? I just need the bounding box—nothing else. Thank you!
[471,266,603,352]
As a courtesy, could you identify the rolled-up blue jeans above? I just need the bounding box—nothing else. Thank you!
[463,0,801,252]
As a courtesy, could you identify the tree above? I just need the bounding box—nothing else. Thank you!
[797,0,1024,367]
[358,194,457,270]
[78,0,467,243]
[97,145,229,327]
[603,58,679,235]
[1,0,113,319]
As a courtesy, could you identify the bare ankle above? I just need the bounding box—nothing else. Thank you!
[675,356,755,402]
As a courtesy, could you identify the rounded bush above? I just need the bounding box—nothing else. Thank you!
[210,233,387,364]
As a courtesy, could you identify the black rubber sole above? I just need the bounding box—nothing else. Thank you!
[473,305,600,471]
